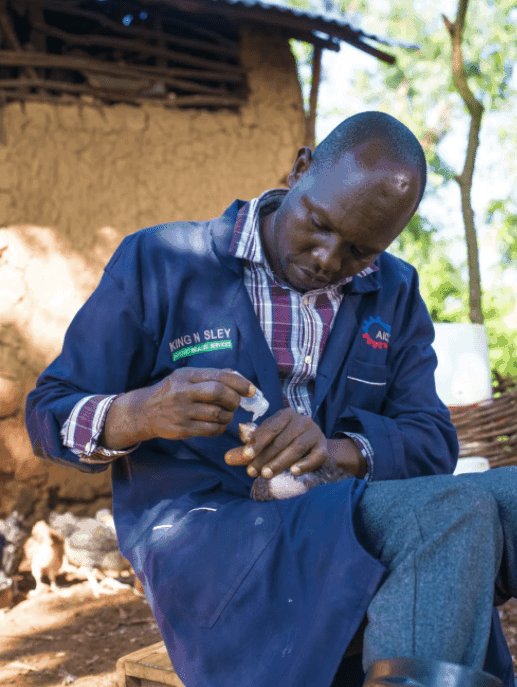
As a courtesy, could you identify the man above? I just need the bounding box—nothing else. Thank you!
[26,112,517,687]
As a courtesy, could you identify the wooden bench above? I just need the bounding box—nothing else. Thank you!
[116,617,365,687]
[116,641,185,687]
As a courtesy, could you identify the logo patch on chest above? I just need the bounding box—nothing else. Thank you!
[362,316,391,349]
[170,328,233,361]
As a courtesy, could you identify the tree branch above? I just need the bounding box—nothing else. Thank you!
[443,0,484,324]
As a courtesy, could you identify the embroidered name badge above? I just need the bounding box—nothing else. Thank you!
[362,316,391,350]
[170,328,233,362]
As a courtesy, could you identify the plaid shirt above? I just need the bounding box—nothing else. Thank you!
[61,190,374,476]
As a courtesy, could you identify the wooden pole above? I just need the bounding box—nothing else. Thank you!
[305,44,322,149]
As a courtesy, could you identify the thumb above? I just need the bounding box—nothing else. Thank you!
[224,446,253,466]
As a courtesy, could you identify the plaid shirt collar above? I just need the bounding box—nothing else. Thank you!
[229,188,378,292]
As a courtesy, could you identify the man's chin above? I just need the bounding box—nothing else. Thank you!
[292,264,333,291]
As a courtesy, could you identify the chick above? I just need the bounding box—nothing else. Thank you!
[24,521,65,596]
[238,423,353,502]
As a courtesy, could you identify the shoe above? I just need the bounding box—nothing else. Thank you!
[364,657,503,687]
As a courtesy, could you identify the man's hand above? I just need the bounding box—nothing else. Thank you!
[224,408,328,479]
[141,368,255,441]
[100,368,255,449]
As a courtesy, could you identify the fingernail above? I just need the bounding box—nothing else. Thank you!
[243,447,255,458]
[261,467,273,479]
[247,466,257,477]
[248,383,256,396]
[290,465,301,475]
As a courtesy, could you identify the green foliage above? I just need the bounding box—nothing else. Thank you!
[341,0,517,376]
[483,287,517,378]
[285,0,517,378]
[388,216,468,324]
[289,39,314,110]
[486,199,517,264]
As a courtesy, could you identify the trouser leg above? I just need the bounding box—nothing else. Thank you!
[353,473,505,673]
[456,467,517,603]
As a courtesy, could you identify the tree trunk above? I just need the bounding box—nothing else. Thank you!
[443,0,484,324]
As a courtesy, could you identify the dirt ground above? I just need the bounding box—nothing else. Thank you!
[1,573,517,687]
[0,572,162,687]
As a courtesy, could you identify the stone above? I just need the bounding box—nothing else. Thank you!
[48,511,80,539]
[68,519,118,552]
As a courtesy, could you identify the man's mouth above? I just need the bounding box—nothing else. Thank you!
[298,266,331,287]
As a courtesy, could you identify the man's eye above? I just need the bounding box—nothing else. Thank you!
[350,245,366,259]
[312,218,331,232]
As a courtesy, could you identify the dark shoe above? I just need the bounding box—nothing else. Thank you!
[364,657,503,687]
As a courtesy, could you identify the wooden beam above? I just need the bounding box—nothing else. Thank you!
[0,88,246,108]
[305,44,322,149]
[0,50,245,77]
[0,11,39,79]
[282,29,340,53]
[341,35,395,65]
[0,74,232,97]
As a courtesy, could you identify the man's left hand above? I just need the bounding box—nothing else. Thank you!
[224,408,328,478]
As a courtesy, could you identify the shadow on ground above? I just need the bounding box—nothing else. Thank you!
[0,575,162,686]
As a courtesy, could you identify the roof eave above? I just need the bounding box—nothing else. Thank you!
[149,0,398,63]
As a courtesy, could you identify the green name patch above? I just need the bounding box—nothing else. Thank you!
[172,339,233,361]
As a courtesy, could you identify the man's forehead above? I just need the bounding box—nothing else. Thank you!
[309,151,421,206]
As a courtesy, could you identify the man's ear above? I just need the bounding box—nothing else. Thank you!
[287,147,312,188]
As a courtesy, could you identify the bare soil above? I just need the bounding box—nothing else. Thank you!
[0,572,162,687]
[1,574,516,686]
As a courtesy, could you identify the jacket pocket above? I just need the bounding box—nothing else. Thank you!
[345,359,387,414]
[143,499,281,629]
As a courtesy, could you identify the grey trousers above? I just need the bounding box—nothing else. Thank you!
[353,467,517,672]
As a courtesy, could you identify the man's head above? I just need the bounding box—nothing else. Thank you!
[260,111,426,293]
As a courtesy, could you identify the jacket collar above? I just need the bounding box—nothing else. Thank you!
[211,200,247,276]
[346,265,381,294]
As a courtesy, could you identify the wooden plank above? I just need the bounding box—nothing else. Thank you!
[0,52,244,84]
[118,641,167,669]
[117,641,186,687]
[0,45,244,74]
[126,663,184,686]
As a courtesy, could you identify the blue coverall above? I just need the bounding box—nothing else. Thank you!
[25,200,514,687]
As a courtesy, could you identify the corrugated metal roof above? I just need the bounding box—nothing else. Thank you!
[155,0,419,63]
[210,0,419,50]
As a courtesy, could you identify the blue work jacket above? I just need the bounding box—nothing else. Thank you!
[25,200,513,687]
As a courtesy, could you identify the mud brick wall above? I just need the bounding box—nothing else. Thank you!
[0,27,305,519]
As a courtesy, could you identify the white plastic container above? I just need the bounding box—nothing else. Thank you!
[453,456,490,475]
[433,323,492,407]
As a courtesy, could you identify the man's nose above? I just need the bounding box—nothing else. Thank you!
[312,242,342,274]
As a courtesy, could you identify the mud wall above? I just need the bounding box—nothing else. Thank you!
[0,26,305,518]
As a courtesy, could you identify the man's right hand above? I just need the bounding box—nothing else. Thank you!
[99,368,255,449]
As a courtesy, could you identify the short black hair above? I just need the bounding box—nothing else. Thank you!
[312,111,427,204]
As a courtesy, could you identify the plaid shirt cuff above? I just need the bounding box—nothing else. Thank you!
[333,432,374,481]
[60,394,141,464]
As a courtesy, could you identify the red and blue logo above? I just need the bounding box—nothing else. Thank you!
[362,316,391,349]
